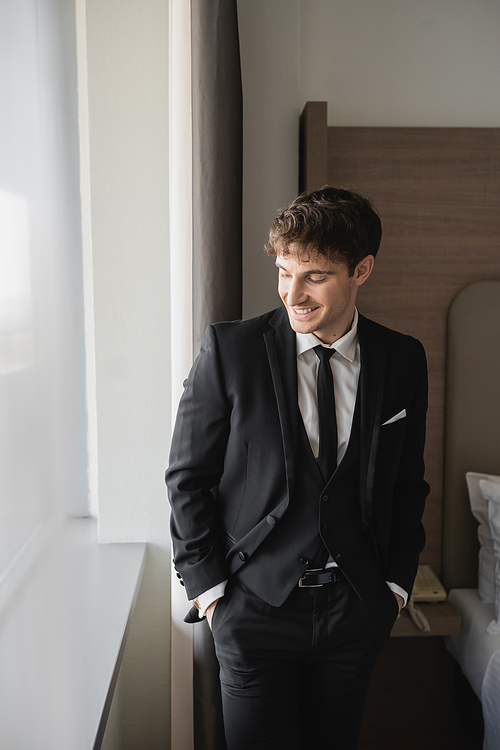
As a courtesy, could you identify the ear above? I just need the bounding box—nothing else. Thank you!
[353,255,375,288]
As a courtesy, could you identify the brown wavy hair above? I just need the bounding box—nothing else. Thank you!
[266,186,382,276]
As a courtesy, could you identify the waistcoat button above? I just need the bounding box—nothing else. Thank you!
[299,557,309,566]
[322,494,328,502]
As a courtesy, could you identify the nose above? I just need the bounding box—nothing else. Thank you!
[286,276,308,307]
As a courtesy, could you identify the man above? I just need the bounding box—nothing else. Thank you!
[166,186,429,749]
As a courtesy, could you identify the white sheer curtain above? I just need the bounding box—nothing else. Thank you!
[0,0,87,593]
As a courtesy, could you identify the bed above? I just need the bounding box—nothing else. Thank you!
[443,281,500,750]
[446,589,500,749]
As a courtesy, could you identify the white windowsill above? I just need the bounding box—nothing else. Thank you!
[0,516,146,750]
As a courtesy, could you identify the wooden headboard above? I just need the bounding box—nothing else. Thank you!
[299,102,500,584]
[443,281,500,588]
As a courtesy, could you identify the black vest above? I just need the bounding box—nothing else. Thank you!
[237,396,383,606]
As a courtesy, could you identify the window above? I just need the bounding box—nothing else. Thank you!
[0,0,88,587]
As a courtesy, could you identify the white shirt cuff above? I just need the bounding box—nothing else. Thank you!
[193,581,228,619]
[386,581,408,607]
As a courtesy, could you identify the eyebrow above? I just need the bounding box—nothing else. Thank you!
[275,262,334,276]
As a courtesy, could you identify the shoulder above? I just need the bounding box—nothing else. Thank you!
[358,313,426,359]
[208,307,285,348]
[196,308,286,386]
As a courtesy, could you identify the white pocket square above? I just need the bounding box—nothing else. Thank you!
[382,409,406,426]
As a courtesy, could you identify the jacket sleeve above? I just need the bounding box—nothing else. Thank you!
[165,325,231,600]
[385,341,430,596]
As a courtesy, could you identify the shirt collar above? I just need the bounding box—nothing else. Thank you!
[295,308,358,363]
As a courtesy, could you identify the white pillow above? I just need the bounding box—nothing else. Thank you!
[466,472,500,605]
[479,479,500,635]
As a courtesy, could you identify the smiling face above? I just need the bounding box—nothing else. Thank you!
[276,249,375,345]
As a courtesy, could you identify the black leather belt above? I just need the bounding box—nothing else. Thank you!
[298,567,345,588]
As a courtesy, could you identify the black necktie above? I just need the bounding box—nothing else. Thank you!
[314,345,338,482]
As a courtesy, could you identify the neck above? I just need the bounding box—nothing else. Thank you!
[315,311,356,345]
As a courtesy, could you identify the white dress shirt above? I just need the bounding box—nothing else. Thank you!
[193,308,407,617]
[296,308,360,467]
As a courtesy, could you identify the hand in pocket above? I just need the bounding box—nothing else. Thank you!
[206,598,219,629]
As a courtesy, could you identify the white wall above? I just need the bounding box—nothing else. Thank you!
[299,0,500,127]
[238,0,500,317]
[81,0,171,747]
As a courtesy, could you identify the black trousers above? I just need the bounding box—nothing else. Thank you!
[211,575,399,750]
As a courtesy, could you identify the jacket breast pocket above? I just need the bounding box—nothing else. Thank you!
[378,415,407,462]
[381,409,406,427]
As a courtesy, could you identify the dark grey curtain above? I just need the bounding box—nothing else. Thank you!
[191,1,242,748]
[192,0,243,355]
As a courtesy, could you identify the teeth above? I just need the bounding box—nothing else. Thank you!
[294,308,314,315]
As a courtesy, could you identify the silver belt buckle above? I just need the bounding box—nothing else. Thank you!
[298,568,324,588]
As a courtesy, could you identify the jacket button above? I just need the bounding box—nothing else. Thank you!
[299,557,309,566]
[322,494,328,502]
[266,515,276,526]
[238,551,247,562]
[321,525,328,533]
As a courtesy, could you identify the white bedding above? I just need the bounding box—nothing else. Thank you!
[445,588,500,750]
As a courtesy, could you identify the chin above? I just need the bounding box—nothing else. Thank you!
[287,317,317,336]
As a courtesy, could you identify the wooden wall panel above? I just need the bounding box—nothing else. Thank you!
[325,125,500,577]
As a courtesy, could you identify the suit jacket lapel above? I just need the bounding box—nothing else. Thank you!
[263,307,299,501]
[263,309,388,528]
[357,314,388,530]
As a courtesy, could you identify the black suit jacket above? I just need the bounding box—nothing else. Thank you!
[166,307,429,619]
